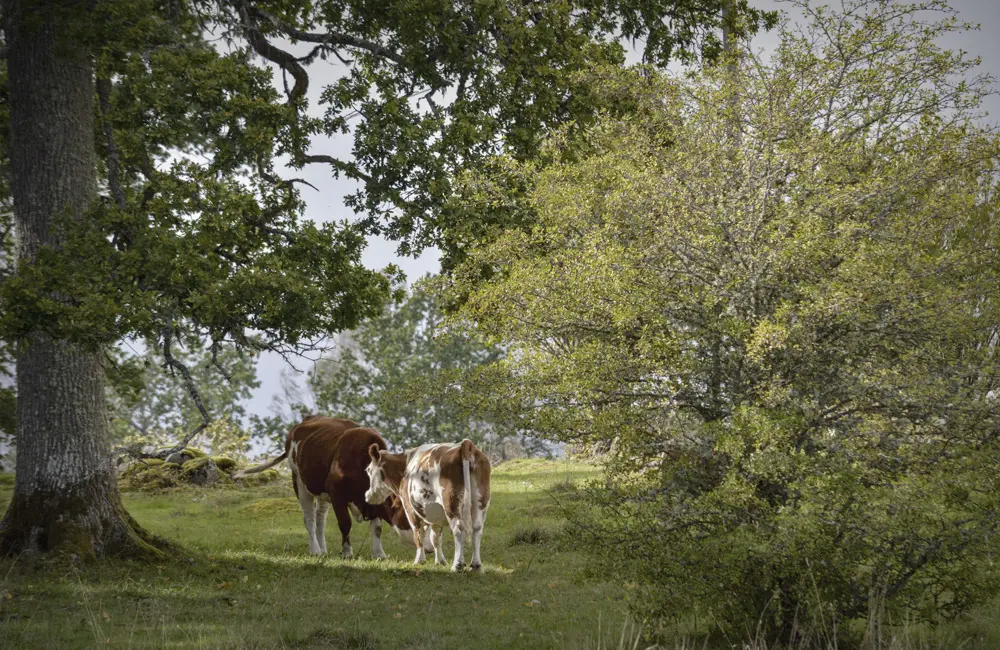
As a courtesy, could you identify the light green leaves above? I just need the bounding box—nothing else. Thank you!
[439,0,1000,637]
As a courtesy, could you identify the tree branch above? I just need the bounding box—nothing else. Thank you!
[298,154,373,183]
[156,326,212,456]
[96,76,127,211]
[248,7,406,66]
[237,3,309,105]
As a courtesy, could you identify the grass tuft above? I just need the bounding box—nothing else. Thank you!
[508,525,553,546]
[287,626,378,649]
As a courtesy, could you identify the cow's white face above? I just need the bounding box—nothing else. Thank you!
[365,456,393,504]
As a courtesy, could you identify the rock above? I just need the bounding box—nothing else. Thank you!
[165,450,196,465]
[157,446,206,463]
[181,457,220,486]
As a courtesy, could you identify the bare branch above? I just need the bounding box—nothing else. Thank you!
[210,339,234,382]
[157,326,212,455]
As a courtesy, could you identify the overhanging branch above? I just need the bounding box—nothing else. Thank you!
[248,7,406,66]
[152,326,212,457]
[237,3,309,105]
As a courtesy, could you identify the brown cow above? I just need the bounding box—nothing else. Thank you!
[236,416,415,558]
[365,440,492,571]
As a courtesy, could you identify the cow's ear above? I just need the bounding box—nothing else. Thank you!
[368,443,381,462]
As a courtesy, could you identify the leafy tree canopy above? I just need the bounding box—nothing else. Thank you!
[0,0,779,370]
[442,0,1000,639]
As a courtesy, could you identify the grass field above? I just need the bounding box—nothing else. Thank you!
[0,459,638,650]
[2,459,1000,649]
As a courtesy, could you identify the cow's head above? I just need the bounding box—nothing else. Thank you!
[365,443,394,504]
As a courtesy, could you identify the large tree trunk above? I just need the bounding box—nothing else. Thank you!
[0,0,163,558]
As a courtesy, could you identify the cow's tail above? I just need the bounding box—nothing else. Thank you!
[461,439,477,533]
[233,452,287,478]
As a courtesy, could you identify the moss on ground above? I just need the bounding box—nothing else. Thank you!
[235,468,281,486]
[117,450,281,492]
[180,457,211,473]
[211,456,237,470]
[154,446,206,459]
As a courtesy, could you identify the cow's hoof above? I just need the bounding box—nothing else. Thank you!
[470,561,482,571]
[372,552,388,561]
[309,548,324,556]
[451,563,465,572]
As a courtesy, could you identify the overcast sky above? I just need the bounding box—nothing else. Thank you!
[246,0,1000,422]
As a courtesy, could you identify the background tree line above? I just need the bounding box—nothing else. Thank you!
[251,279,545,460]
[82,278,541,464]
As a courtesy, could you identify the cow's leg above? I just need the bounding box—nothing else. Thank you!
[315,500,331,555]
[413,526,427,564]
[410,521,427,564]
[429,524,446,565]
[370,518,388,560]
[333,496,354,559]
[295,475,321,555]
[470,506,488,570]
[449,517,466,571]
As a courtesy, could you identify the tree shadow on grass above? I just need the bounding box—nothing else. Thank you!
[0,546,511,649]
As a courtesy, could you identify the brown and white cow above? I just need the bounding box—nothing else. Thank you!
[236,416,416,559]
[365,439,491,571]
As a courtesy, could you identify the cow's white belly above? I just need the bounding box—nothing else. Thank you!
[421,502,447,524]
[405,457,448,525]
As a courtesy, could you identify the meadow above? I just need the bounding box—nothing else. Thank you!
[2,459,1000,650]
[0,460,637,650]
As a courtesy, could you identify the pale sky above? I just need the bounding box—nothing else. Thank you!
[246,0,1000,421]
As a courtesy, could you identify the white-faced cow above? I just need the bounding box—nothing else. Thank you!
[236,415,415,558]
[365,439,492,571]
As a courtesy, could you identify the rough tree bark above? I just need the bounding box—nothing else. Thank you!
[0,0,164,558]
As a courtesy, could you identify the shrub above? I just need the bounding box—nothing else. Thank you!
[445,0,1000,641]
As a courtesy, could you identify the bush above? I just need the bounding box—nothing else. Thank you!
[444,0,1000,642]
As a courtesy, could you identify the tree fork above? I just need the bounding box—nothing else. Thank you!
[0,0,166,559]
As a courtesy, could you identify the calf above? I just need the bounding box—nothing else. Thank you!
[236,416,414,558]
[365,439,492,571]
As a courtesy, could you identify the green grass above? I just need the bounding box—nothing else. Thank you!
[3,459,999,649]
[0,459,635,649]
